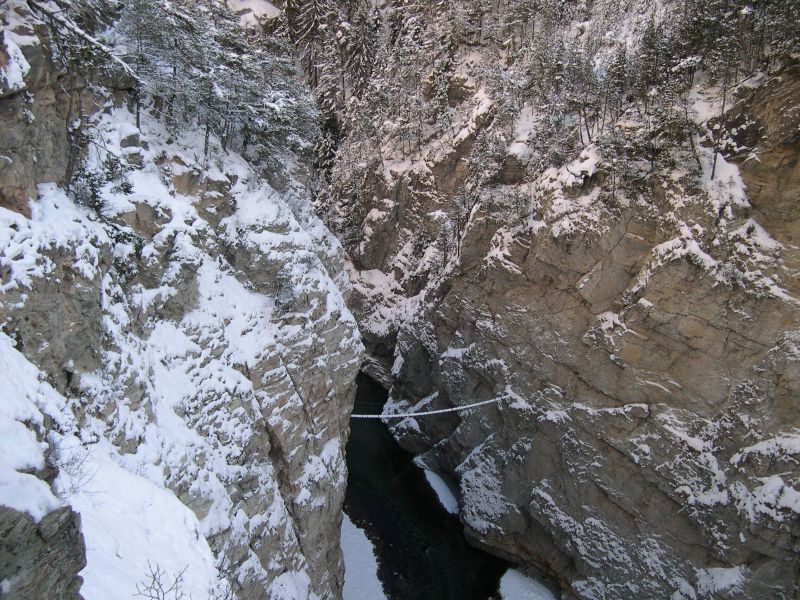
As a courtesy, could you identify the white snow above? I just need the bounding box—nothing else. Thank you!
[731,432,800,466]
[0,185,108,299]
[452,88,494,147]
[510,105,538,156]
[702,151,750,210]
[0,96,361,598]
[1,28,31,94]
[422,469,459,514]
[441,343,474,360]
[597,311,624,334]
[485,227,524,274]
[0,332,66,521]
[732,475,800,521]
[226,0,281,24]
[730,219,781,251]
[348,265,411,338]
[55,441,224,600]
[457,440,515,534]
[499,569,557,600]
[340,513,387,600]
[695,566,748,595]
[533,147,608,240]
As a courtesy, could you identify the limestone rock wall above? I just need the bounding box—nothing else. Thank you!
[1,2,67,216]
[319,1,800,597]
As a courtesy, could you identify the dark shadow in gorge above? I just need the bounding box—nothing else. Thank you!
[344,373,508,600]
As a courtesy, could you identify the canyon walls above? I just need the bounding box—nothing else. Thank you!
[314,0,800,597]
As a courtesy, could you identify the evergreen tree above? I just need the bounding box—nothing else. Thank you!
[113,0,318,162]
[634,17,665,111]
[606,45,628,121]
[340,4,379,99]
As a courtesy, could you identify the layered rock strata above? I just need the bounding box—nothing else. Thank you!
[322,2,800,597]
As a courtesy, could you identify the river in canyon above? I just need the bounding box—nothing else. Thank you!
[343,373,512,600]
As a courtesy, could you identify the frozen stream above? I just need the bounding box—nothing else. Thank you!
[342,374,557,600]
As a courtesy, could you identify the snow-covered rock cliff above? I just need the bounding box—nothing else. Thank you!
[0,2,362,598]
[307,0,800,597]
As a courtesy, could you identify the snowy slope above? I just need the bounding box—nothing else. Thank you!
[0,332,67,522]
[499,569,557,600]
[0,100,362,599]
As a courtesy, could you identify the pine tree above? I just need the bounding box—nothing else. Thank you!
[113,0,318,163]
[559,42,600,144]
[606,45,628,121]
[634,17,664,111]
[340,4,379,99]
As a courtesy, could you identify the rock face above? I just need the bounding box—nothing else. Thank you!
[0,3,362,599]
[0,506,86,600]
[0,3,67,217]
[316,1,800,598]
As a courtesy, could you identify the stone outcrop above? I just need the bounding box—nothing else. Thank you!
[0,4,67,217]
[388,180,800,597]
[0,506,86,600]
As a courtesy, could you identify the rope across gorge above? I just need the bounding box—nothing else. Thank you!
[350,397,505,419]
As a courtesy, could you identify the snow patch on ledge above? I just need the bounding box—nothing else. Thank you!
[55,440,225,600]
[499,568,557,600]
[695,566,748,596]
[420,466,459,515]
[0,332,66,521]
[341,513,387,600]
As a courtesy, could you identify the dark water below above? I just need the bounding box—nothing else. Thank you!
[343,374,509,600]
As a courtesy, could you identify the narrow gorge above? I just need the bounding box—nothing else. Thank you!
[1,0,798,599]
